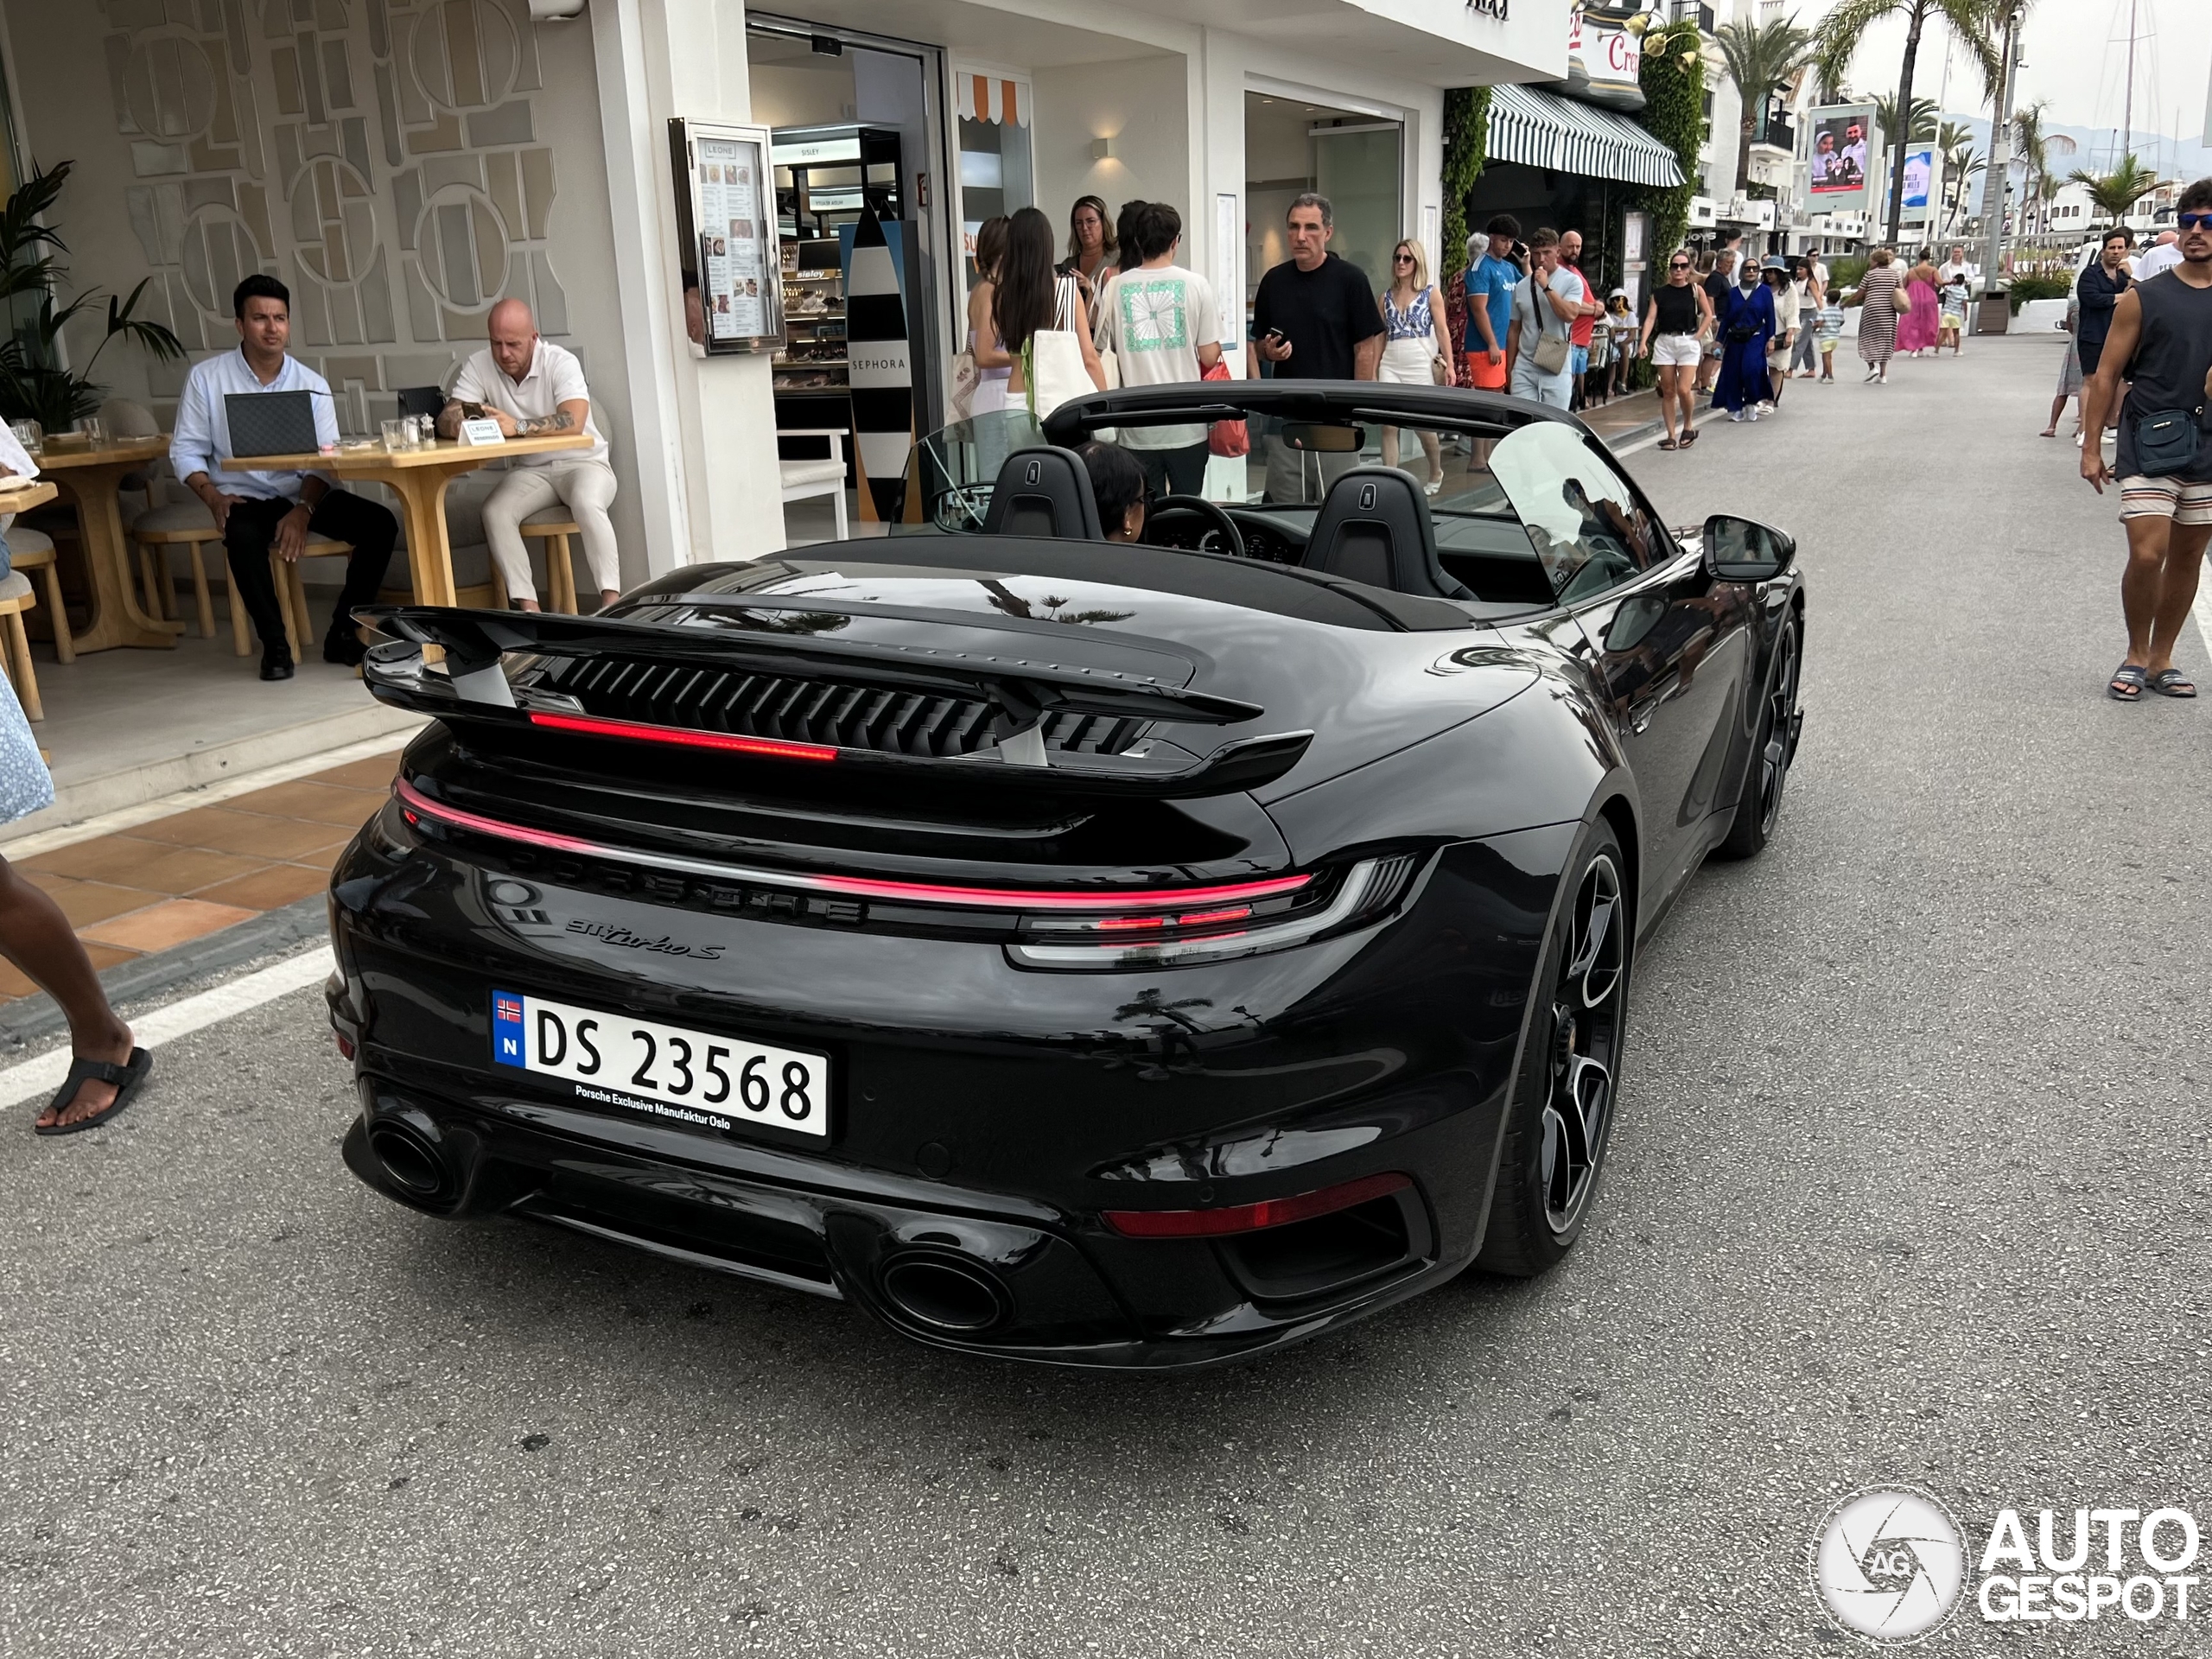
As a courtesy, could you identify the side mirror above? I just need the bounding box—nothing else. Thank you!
[1701,513,1796,581]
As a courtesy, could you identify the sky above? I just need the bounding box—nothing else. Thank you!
[1788,0,2212,144]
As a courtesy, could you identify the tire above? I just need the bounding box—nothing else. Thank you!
[1716,615,1802,861]
[1476,821,1630,1278]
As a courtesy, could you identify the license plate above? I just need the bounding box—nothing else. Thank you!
[491,990,830,1139]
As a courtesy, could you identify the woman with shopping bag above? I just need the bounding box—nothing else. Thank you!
[997,207,1109,421]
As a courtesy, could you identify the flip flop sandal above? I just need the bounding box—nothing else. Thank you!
[1680,428,1700,446]
[34,1047,152,1137]
[2149,669,2197,698]
[2108,664,2149,702]
[1657,438,1680,451]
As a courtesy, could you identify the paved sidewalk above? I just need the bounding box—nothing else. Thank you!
[0,749,397,1010]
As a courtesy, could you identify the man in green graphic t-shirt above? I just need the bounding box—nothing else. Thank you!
[1094,200,1224,499]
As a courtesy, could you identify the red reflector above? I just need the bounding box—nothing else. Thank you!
[334,1033,356,1061]
[1103,1172,1413,1238]
[1173,905,1251,928]
[1095,915,1169,931]
[529,711,838,762]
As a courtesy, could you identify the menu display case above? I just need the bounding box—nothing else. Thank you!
[668,118,785,355]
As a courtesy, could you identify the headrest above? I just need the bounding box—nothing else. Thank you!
[982,447,1103,539]
[1298,466,1467,601]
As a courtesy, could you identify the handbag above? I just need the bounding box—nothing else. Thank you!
[948,350,980,422]
[1203,358,1249,457]
[1429,352,1451,385]
[1524,277,1571,375]
[2134,405,2206,477]
[1025,275,1093,420]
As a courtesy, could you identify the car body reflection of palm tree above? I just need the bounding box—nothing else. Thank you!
[976,578,1133,626]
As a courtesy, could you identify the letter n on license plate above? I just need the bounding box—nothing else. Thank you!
[492,989,830,1138]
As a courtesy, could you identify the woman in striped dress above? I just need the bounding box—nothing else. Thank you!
[1855,246,1906,383]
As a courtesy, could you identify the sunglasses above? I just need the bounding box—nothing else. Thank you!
[1394,252,1415,263]
[2180,212,2212,232]
[1669,260,1691,269]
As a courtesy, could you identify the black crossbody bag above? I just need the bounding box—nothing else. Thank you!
[2134,404,2207,477]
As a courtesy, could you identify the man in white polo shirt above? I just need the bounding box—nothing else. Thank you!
[438,299,619,611]
[170,274,399,678]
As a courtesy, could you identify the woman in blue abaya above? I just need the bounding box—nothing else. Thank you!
[1712,258,1777,422]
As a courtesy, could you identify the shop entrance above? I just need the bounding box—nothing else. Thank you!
[747,18,951,525]
[1244,92,1404,301]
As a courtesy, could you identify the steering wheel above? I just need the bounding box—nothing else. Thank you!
[1141,494,1247,560]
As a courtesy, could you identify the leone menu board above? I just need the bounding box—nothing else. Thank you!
[670,119,784,354]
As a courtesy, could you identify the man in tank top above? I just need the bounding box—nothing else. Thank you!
[2082,177,2212,702]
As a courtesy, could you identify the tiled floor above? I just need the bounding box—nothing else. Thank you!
[0,748,401,1007]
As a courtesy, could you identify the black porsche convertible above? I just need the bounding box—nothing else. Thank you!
[327,380,1803,1369]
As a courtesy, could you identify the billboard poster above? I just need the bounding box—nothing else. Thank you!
[1807,104,1879,210]
[1900,145,1936,221]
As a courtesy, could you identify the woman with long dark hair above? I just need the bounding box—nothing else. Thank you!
[966,214,1014,416]
[995,206,1106,408]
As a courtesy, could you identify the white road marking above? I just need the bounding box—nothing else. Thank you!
[0,944,334,1113]
[2196,583,2212,667]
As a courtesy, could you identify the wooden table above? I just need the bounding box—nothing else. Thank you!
[36,435,182,652]
[225,432,594,609]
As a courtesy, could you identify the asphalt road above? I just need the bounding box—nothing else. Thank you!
[6,334,2209,1657]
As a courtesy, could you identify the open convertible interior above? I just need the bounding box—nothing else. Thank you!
[906,381,1675,622]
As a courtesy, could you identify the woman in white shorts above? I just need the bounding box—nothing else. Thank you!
[1640,247,1714,450]
[1376,238,1453,493]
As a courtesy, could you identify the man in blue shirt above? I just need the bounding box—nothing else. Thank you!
[1462,214,1524,387]
[169,275,398,679]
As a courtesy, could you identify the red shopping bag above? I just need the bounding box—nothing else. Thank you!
[1204,359,1249,457]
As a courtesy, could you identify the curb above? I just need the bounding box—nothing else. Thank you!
[1596,416,1664,450]
[0,891,330,1052]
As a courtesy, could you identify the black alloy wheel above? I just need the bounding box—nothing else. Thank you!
[1718,618,1802,860]
[1477,823,1630,1277]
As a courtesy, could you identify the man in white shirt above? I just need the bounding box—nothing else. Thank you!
[1505,227,1588,410]
[439,300,619,611]
[2134,230,2183,282]
[1094,202,1222,499]
[168,274,398,678]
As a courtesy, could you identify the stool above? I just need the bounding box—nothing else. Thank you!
[6,530,73,664]
[271,537,356,663]
[0,570,44,720]
[489,509,583,613]
[132,499,229,648]
[779,429,848,543]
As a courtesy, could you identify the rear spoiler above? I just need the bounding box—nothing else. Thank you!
[355,605,1312,798]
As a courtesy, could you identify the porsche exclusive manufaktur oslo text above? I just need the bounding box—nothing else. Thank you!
[325,381,1804,1368]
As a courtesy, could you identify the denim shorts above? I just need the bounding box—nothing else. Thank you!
[1569,344,1590,376]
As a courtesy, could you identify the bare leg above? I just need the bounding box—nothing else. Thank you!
[2043,393,2066,437]
[1418,429,1443,486]
[1380,426,1402,472]
[1675,367,1699,437]
[1655,365,1681,443]
[3,859,136,1130]
[2147,521,2212,677]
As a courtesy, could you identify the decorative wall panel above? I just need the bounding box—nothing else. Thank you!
[99,0,575,435]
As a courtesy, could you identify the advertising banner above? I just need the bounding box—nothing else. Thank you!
[1807,104,1880,211]
[1900,145,1937,222]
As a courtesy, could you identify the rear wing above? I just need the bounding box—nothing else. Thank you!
[355,605,1313,798]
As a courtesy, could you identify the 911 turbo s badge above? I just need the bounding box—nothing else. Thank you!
[562,918,726,960]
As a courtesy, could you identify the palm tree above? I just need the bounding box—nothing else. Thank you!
[2009,99,2074,238]
[1815,0,2002,245]
[1872,92,1939,145]
[1713,16,1817,194]
[2067,153,2164,226]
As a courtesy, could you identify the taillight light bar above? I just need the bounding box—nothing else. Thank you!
[1007,855,1420,971]
[528,710,837,763]
[391,778,1313,912]
[1103,1172,1413,1238]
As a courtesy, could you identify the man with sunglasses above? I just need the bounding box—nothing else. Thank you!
[2082,181,2212,702]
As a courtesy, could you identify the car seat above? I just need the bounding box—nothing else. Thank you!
[1298,466,1471,599]
[982,448,1103,539]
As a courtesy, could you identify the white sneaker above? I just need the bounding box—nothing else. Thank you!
[1730,410,1746,423]
[1746,408,1761,422]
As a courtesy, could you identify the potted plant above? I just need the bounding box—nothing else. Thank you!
[0,161,184,433]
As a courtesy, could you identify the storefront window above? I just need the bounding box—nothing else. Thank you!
[957,73,1032,287]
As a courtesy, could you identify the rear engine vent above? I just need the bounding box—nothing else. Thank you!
[530,656,1145,760]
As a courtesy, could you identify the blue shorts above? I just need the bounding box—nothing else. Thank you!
[1569,344,1590,376]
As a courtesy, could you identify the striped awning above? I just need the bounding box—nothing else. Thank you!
[956,72,1028,129]
[1486,83,1683,188]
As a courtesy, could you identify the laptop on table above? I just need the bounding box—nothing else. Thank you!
[224,389,321,459]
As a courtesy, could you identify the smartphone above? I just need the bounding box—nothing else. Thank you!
[461,400,487,420]
[1262,327,1286,343]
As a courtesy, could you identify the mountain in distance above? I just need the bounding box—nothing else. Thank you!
[1928,112,2212,183]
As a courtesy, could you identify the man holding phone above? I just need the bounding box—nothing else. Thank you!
[1248,193,1383,503]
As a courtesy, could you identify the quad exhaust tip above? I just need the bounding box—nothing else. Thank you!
[878,1251,1012,1333]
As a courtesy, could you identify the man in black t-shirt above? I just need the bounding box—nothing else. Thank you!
[1696,249,1737,393]
[1248,193,1384,502]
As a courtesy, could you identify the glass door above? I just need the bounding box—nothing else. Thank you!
[1313,124,1403,294]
